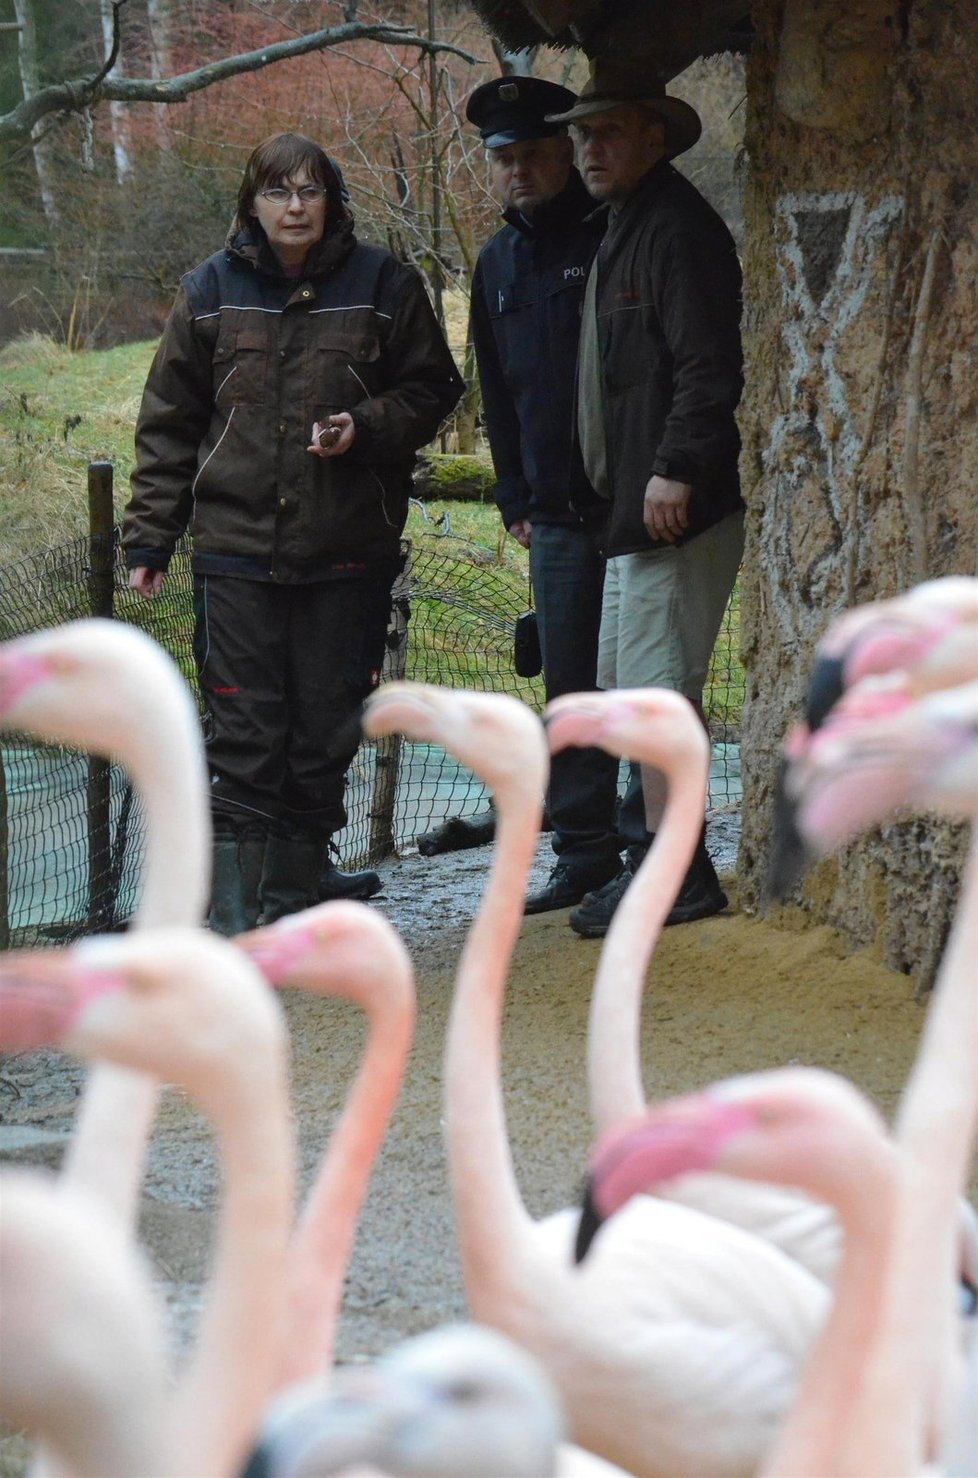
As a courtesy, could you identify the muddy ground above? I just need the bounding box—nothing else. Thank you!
[1,813,971,1474]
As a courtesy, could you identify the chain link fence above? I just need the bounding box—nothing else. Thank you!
[0,506,743,947]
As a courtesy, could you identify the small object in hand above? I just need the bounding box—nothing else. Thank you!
[318,424,341,449]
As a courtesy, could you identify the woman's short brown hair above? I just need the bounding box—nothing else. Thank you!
[233,132,346,239]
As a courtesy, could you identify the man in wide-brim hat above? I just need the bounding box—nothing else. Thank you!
[543,55,747,940]
[546,56,702,158]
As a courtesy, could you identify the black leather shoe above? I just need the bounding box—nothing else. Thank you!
[318,858,383,903]
[665,843,727,926]
[524,860,620,915]
[568,860,636,937]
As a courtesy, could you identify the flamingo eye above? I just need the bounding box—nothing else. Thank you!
[444,1379,481,1403]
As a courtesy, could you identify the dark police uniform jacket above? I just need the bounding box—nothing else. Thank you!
[469,169,607,533]
[124,211,463,582]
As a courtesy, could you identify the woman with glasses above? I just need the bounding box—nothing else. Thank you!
[123,132,464,933]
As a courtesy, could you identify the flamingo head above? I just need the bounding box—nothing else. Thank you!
[806,576,978,732]
[545,687,710,779]
[0,930,288,1104]
[238,900,416,1019]
[576,1067,888,1262]
[767,673,978,897]
[363,682,548,812]
[243,1324,564,1478]
[0,619,200,766]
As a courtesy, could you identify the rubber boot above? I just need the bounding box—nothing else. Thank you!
[208,826,266,937]
[260,833,327,926]
[318,849,382,902]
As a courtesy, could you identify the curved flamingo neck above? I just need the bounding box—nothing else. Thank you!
[277,970,416,1387]
[171,1052,295,1478]
[840,827,978,1474]
[446,791,542,1309]
[760,1129,899,1478]
[60,673,211,1229]
[589,753,706,1133]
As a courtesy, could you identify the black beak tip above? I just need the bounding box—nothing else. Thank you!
[238,1441,272,1478]
[805,654,846,733]
[574,1180,603,1265]
[765,760,811,903]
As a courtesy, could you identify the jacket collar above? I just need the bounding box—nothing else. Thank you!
[226,210,357,281]
[501,168,598,237]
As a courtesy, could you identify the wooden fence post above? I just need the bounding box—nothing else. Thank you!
[368,545,411,861]
[86,461,115,928]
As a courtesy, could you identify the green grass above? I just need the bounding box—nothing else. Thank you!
[0,334,154,562]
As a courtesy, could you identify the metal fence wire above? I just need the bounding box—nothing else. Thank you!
[0,526,743,948]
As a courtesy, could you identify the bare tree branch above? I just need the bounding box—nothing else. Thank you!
[0,19,482,142]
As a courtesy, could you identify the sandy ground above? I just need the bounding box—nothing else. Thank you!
[1,813,970,1474]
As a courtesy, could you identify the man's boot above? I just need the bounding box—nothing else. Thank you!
[260,832,328,926]
[208,824,266,937]
[318,841,382,903]
[666,833,728,925]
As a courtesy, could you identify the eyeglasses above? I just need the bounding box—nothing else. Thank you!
[258,185,327,206]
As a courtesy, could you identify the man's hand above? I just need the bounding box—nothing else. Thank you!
[308,413,356,458]
[508,518,532,549]
[643,475,692,544]
[128,566,165,599]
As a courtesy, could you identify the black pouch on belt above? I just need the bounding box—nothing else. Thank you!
[513,607,541,679]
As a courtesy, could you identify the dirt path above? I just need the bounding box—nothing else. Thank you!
[1,821,968,1474]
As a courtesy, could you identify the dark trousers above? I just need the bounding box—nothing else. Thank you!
[193,573,391,842]
[530,523,645,868]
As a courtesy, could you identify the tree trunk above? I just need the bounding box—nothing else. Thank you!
[738,0,978,986]
[12,0,60,228]
[99,0,132,182]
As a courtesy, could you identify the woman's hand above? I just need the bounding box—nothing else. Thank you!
[129,566,166,599]
[307,413,356,458]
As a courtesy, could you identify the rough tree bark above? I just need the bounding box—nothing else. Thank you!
[738,0,978,987]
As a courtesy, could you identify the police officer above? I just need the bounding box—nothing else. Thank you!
[467,76,644,915]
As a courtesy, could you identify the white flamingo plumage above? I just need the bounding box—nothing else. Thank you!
[363,682,829,1478]
[545,687,842,1284]
[775,675,978,1474]
[0,1168,173,1478]
[576,1067,900,1478]
[237,900,417,1390]
[0,928,295,1478]
[0,619,210,1230]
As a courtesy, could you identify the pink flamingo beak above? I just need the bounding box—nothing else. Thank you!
[0,648,52,722]
[0,952,123,1052]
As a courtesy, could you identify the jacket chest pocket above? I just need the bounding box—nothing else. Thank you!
[316,331,383,402]
[212,328,269,404]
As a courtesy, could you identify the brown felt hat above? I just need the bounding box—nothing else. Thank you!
[545,57,702,159]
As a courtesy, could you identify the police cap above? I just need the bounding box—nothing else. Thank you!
[465,76,578,150]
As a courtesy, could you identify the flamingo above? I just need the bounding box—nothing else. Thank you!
[544,687,842,1284]
[771,675,978,1474]
[242,1322,625,1478]
[236,901,417,1390]
[0,619,210,1230]
[0,927,295,1478]
[363,682,829,1478]
[574,1067,901,1478]
[801,575,978,732]
[0,1169,173,1478]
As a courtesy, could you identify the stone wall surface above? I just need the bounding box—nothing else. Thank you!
[739,0,978,983]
